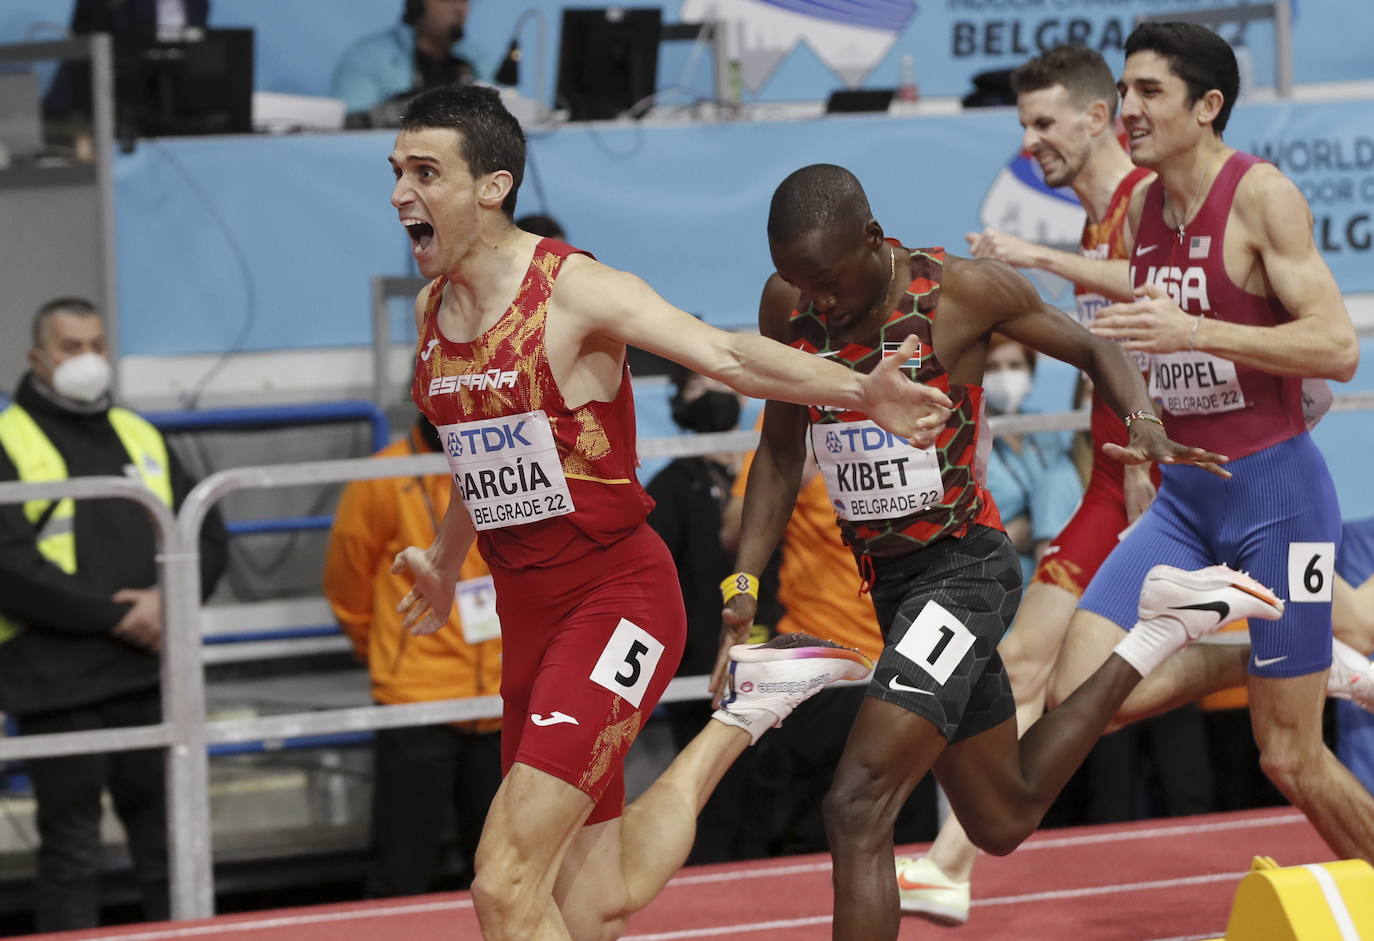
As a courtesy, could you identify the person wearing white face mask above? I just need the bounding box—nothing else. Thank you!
[0,297,227,931]
[983,335,1085,584]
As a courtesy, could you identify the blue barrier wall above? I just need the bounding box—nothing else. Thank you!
[4,0,1373,105]
[113,97,1374,357]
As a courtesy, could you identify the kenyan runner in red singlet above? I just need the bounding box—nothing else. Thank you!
[728,162,1219,941]
[909,46,1167,923]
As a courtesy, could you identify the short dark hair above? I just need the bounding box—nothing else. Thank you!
[401,84,526,217]
[1124,22,1239,134]
[1011,44,1119,120]
[767,164,871,246]
[516,213,566,240]
[32,296,99,347]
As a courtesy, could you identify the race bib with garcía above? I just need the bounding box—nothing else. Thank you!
[437,410,575,531]
[811,419,943,521]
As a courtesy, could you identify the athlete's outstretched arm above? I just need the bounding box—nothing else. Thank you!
[956,257,1229,476]
[553,259,953,447]
[1091,167,1358,381]
[965,228,1134,302]
[392,479,476,635]
[709,276,813,704]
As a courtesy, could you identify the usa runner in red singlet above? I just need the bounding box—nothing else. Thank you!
[900,46,1160,925]
[1047,23,1374,864]
[386,86,953,940]
[721,162,1246,941]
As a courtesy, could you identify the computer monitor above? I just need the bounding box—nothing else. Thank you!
[556,8,662,122]
[114,28,254,138]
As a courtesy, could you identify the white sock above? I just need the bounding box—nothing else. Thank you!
[710,706,774,745]
[1113,617,1186,677]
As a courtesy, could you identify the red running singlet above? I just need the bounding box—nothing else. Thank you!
[411,238,653,570]
[1130,152,1305,460]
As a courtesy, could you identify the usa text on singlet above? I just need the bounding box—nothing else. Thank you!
[1128,152,1306,460]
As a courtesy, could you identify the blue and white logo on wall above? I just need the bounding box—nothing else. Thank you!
[680,0,917,91]
[977,150,1084,308]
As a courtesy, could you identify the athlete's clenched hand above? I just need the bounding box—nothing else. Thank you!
[710,593,758,709]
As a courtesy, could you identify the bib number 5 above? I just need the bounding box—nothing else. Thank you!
[590,619,665,708]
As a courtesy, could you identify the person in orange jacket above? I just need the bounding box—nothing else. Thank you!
[324,414,502,896]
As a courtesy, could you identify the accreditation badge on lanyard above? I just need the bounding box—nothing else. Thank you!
[437,410,576,531]
[456,575,501,644]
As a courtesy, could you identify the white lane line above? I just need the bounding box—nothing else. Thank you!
[62,898,474,940]
[1304,863,1362,940]
[66,813,1305,940]
[624,870,1249,939]
[661,812,1306,886]
[623,915,832,939]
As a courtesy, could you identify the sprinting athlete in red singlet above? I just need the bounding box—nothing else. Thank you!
[385,86,955,941]
[898,47,1160,925]
[1047,22,1374,865]
[720,162,1260,941]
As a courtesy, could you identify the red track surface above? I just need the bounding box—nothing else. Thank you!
[15,808,1333,941]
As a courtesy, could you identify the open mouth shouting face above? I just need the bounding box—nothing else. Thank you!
[389,127,482,278]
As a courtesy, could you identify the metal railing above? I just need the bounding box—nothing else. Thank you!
[1137,1,1293,98]
[2,390,1373,920]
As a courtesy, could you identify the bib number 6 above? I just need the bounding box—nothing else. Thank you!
[1287,542,1335,603]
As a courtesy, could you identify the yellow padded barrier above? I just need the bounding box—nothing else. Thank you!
[1211,856,1374,941]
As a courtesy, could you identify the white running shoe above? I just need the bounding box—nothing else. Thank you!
[712,633,873,744]
[896,855,971,926]
[1117,565,1284,676]
[1329,638,1374,711]
[1138,564,1285,634]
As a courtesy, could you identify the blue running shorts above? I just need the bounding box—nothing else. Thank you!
[1079,432,1340,679]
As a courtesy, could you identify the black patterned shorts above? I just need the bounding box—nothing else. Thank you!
[865,525,1021,743]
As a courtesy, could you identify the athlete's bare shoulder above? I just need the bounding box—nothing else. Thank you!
[942,254,1039,328]
[1123,170,1156,248]
[412,276,445,332]
[1226,161,1313,258]
[758,272,798,342]
[547,251,641,319]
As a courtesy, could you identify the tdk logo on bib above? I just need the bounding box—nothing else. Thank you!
[447,421,532,455]
[825,426,907,454]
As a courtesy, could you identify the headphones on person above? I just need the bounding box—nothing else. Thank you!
[402,0,423,26]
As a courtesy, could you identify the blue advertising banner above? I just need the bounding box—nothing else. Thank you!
[111,96,1374,357]
[5,1,1372,105]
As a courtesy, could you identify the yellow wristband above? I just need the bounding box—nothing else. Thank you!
[720,572,760,604]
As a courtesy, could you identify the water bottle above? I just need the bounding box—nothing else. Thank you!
[898,54,919,102]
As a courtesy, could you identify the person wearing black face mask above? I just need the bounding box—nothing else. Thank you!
[644,365,770,863]
[333,0,491,127]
